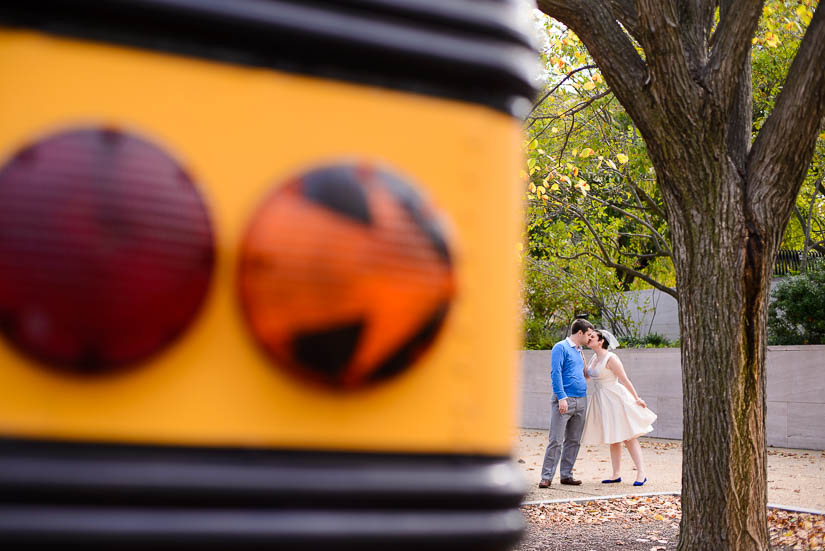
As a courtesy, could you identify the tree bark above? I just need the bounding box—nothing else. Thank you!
[665,169,771,550]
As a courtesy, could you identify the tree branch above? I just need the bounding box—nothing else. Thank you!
[804,177,825,253]
[588,194,673,255]
[536,0,651,136]
[678,0,716,74]
[579,249,678,298]
[558,112,576,161]
[618,251,668,260]
[606,0,641,39]
[527,64,597,120]
[606,261,677,298]
[635,0,697,104]
[706,0,765,111]
[562,204,677,298]
[626,178,668,220]
[749,4,825,227]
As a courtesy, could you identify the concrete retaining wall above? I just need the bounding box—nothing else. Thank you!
[519,346,825,450]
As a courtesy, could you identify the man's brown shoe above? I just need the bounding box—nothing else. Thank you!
[538,479,552,488]
[560,477,582,486]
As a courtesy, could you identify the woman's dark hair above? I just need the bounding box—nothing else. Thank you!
[593,330,609,350]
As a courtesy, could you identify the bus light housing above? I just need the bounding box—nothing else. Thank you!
[0,128,215,373]
[238,162,455,389]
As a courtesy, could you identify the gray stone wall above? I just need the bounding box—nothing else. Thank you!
[622,289,680,341]
[621,279,787,341]
[519,346,825,450]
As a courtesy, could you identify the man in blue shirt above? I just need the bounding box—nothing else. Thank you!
[539,318,595,487]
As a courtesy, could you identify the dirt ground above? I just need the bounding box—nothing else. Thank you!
[515,428,825,511]
[513,428,825,550]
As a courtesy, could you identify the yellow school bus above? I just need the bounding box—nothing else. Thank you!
[0,0,537,548]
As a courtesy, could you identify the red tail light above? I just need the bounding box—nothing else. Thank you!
[0,128,214,373]
[238,162,455,389]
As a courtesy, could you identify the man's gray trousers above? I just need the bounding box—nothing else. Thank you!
[540,394,588,481]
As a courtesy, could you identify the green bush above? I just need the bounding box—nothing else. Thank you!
[523,318,565,350]
[768,262,825,345]
[619,333,679,348]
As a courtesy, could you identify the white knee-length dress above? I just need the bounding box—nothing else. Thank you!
[581,352,657,445]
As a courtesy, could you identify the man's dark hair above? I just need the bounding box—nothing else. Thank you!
[570,318,594,336]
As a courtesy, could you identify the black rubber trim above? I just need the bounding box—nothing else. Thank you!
[0,506,525,550]
[0,0,539,116]
[0,438,525,509]
[0,438,525,548]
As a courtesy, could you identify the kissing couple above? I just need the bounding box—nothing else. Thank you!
[538,319,657,488]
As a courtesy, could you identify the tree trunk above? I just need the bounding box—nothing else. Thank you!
[664,169,772,550]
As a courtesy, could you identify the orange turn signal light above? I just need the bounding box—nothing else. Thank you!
[237,162,455,389]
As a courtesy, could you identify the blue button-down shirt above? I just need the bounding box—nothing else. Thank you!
[550,337,587,399]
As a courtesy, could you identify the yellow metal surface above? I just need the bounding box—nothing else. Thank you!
[0,30,524,455]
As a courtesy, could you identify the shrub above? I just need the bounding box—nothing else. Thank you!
[619,333,679,348]
[523,318,563,350]
[768,262,825,345]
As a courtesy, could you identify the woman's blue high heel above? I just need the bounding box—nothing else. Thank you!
[633,478,647,486]
[601,477,621,484]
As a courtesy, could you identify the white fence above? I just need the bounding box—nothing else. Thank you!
[519,346,825,450]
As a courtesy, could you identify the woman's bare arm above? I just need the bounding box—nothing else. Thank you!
[606,355,646,407]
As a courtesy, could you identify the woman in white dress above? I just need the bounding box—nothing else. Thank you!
[581,330,657,486]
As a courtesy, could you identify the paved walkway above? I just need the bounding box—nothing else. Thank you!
[515,428,825,512]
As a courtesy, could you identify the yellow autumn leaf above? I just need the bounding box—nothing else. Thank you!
[536,185,546,195]
[551,126,559,134]
[572,166,579,177]
[796,5,812,23]
[583,80,596,91]
[528,183,536,193]
[752,37,759,45]
[593,73,603,83]
[559,175,570,183]
[579,148,594,158]
[549,183,560,191]
[616,153,629,164]
[606,159,617,170]
[765,32,779,48]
